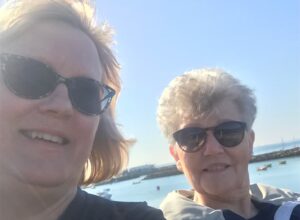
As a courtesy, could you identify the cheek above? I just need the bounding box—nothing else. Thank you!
[74,117,99,151]
[65,117,99,173]
[0,90,34,137]
[228,147,251,171]
[230,135,253,164]
[181,155,202,186]
[0,84,36,116]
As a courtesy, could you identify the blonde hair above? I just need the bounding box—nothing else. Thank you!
[157,68,257,143]
[0,0,133,185]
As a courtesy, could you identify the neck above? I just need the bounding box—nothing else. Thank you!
[194,188,258,219]
[0,172,77,220]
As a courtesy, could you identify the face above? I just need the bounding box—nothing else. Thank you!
[170,100,254,199]
[0,21,102,187]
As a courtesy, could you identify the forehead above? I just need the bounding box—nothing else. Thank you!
[179,99,243,129]
[2,21,103,80]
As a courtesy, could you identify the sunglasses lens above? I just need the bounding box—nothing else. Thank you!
[173,127,206,152]
[214,121,246,147]
[68,78,114,115]
[2,55,57,99]
[68,78,101,115]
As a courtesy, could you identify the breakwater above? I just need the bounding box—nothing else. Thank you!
[250,147,300,162]
[95,146,300,185]
[144,147,300,180]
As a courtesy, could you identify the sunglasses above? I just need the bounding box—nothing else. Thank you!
[173,121,247,153]
[0,53,115,116]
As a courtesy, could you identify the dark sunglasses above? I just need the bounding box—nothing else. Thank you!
[0,53,115,116]
[173,121,247,153]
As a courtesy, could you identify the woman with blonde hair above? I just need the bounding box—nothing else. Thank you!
[0,0,164,219]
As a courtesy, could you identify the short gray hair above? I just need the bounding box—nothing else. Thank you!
[157,68,257,143]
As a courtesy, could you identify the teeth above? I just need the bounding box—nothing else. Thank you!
[26,131,65,144]
[205,164,228,172]
[209,166,224,171]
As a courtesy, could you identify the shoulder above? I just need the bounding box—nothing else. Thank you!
[274,201,300,220]
[160,190,225,220]
[59,188,165,220]
[291,204,300,220]
[247,199,300,220]
[111,200,165,220]
[250,183,300,205]
[223,200,280,220]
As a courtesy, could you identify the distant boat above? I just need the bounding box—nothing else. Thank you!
[132,175,147,185]
[81,183,95,189]
[279,160,287,165]
[257,165,268,171]
[132,180,142,184]
[98,188,112,200]
[265,163,272,168]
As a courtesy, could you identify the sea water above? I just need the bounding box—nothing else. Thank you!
[84,140,300,208]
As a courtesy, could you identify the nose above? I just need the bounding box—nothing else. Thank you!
[38,84,74,118]
[202,131,225,156]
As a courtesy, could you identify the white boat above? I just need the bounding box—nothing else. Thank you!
[257,165,268,171]
[132,175,147,185]
[97,188,112,200]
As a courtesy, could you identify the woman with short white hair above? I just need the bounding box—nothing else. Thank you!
[157,68,300,220]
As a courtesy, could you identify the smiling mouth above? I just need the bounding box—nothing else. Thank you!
[203,164,230,172]
[20,130,69,145]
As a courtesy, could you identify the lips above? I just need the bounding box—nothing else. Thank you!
[20,130,69,145]
[203,163,230,172]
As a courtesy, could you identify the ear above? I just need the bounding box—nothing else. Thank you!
[248,130,255,158]
[169,145,179,161]
[169,145,183,171]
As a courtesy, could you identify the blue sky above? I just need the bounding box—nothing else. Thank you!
[94,0,300,168]
[95,0,300,168]
[0,1,298,168]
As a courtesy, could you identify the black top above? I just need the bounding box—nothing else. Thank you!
[58,188,165,220]
[222,200,300,220]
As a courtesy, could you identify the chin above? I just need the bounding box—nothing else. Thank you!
[203,185,231,196]
[197,179,239,196]
[206,181,250,199]
[17,167,77,187]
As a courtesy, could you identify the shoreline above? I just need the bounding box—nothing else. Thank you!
[250,147,300,162]
[96,146,300,185]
